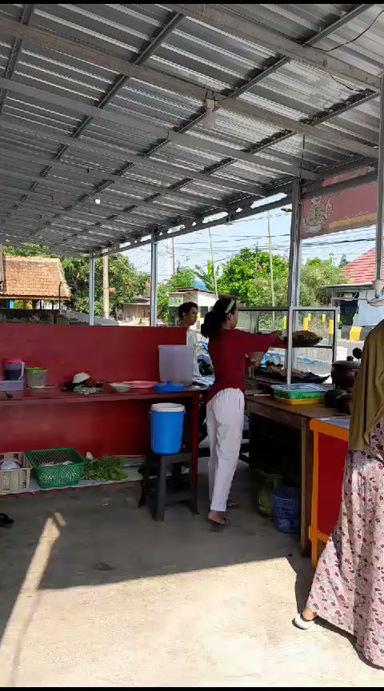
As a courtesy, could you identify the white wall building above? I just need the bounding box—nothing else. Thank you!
[168,288,217,329]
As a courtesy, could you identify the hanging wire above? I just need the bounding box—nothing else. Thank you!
[320,8,384,53]
[328,74,362,93]
[313,9,384,94]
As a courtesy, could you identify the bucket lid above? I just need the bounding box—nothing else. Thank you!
[4,358,24,365]
[154,381,186,393]
[151,403,185,413]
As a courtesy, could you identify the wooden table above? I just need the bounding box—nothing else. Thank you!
[245,393,349,556]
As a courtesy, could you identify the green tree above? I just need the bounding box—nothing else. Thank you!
[217,248,289,306]
[157,266,197,322]
[216,248,346,308]
[4,243,55,258]
[300,257,347,306]
[4,244,149,317]
[194,260,219,294]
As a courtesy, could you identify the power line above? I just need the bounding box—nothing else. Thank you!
[176,231,376,248]
[128,215,377,276]
[131,232,376,256]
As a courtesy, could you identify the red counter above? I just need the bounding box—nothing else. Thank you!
[309,418,349,566]
[0,323,186,386]
[0,324,200,481]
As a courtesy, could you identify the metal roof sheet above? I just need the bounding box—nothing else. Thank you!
[0,3,381,255]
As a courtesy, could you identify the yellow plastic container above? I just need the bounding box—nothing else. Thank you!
[274,396,324,406]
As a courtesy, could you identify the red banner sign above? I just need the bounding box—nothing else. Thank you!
[301,167,377,238]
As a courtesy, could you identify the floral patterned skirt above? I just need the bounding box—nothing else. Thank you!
[306,418,384,668]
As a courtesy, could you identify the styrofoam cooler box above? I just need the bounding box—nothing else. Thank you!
[159,345,194,385]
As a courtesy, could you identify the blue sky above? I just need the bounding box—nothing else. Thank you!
[125,206,376,282]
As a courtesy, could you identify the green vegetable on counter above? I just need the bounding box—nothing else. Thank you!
[83,456,127,482]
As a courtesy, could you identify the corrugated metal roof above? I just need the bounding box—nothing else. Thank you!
[0,3,382,256]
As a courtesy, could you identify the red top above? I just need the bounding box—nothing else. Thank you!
[208,329,283,401]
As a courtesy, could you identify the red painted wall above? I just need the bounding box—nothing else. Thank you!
[1,399,153,457]
[0,323,186,385]
[0,324,188,457]
[317,433,347,535]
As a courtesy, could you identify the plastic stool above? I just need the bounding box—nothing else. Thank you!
[139,451,198,521]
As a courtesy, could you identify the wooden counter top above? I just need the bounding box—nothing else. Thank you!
[245,392,349,427]
[0,387,201,408]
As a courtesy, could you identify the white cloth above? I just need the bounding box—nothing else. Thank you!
[207,388,245,512]
[186,328,202,381]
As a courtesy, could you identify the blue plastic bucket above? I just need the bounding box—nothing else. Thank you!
[150,403,185,455]
[272,487,300,534]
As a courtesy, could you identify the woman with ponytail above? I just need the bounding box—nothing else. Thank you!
[202,297,285,527]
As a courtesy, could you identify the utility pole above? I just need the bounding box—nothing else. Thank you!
[267,210,275,327]
[0,244,4,293]
[208,228,218,298]
[171,237,176,275]
[102,253,110,319]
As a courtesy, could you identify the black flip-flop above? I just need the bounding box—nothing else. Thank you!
[0,513,14,528]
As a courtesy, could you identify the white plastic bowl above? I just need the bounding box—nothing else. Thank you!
[110,382,132,393]
[1,459,20,470]
[126,381,157,390]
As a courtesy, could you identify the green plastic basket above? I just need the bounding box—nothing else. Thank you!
[274,390,325,401]
[26,448,88,489]
[271,384,326,401]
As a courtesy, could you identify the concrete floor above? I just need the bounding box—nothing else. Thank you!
[0,462,383,688]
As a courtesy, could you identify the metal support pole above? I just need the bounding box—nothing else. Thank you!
[374,75,384,294]
[171,237,176,275]
[0,243,4,292]
[286,180,302,385]
[332,306,339,365]
[208,228,218,298]
[287,179,302,307]
[88,254,95,326]
[102,252,110,319]
[150,233,158,326]
[286,307,294,386]
[267,210,275,328]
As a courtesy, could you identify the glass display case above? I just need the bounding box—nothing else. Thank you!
[238,306,339,386]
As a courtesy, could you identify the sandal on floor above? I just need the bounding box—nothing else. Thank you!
[208,516,229,530]
[0,513,14,528]
[293,613,316,630]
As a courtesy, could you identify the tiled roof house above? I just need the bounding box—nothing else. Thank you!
[0,256,70,301]
[344,249,378,285]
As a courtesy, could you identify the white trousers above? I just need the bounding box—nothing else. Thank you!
[207,388,245,512]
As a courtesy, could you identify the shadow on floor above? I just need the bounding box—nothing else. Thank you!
[0,461,308,648]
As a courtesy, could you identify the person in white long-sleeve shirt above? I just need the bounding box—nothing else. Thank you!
[178,301,201,381]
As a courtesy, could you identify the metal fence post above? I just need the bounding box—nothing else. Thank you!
[286,180,302,384]
[150,233,158,326]
[88,253,95,326]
